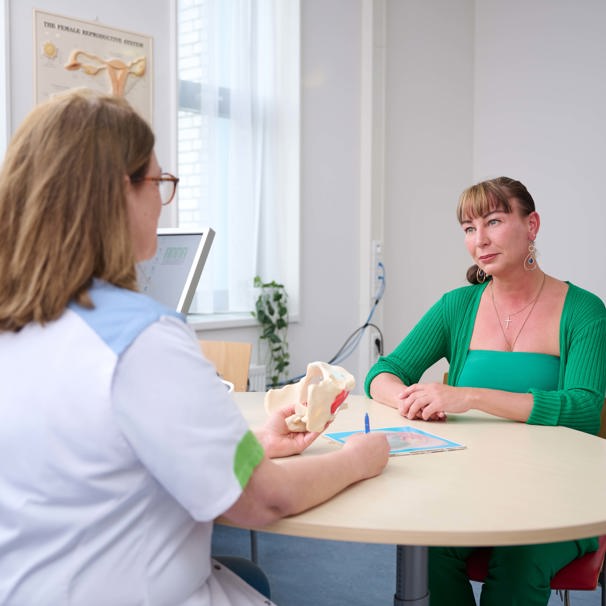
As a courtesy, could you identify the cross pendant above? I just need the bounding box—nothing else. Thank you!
[504,316,512,329]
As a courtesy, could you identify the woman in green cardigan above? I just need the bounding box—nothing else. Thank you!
[365,176,606,606]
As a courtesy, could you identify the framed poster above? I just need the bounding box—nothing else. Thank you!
[33,10,153,123]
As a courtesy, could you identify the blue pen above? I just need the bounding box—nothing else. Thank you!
[364,412,370,434]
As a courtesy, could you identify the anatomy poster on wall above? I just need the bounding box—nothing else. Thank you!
[34,10,153,123]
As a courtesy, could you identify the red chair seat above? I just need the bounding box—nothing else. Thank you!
[552,535,606,591]
[465,536,606,592]
[465,547,491,581]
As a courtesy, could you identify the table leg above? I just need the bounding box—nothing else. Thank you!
[394,545,429,606]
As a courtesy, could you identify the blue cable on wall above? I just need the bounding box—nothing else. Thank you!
[278,261,386,386]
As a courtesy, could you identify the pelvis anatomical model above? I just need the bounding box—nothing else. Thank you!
[264,361,355,432]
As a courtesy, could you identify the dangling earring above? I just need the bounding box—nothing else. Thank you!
[524,241,538,271]
[476,266,487,283]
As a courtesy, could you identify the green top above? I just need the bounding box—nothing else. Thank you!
[365,282,606,434]
[457,351,560,392]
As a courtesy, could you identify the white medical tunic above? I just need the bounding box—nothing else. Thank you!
[0,281,270,606]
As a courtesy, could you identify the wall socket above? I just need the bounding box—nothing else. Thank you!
[370,239,383,299]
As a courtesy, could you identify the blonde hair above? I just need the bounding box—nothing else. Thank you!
[457,177,536,284]
[0,88,155,331]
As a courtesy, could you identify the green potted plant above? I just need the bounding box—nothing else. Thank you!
[252,276,290,387]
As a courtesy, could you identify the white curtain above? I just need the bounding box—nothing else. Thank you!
[180,0,299,314]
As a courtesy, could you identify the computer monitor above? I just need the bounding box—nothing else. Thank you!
[136,227,215,314]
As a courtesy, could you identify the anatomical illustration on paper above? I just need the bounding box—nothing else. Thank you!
[34,10,152,123]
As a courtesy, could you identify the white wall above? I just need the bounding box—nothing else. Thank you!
[0,2,8,154]
[381,0,475,380]
[473,0,606,300]
[292,0,364,377]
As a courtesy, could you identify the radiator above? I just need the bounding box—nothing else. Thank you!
[248,364,267,392]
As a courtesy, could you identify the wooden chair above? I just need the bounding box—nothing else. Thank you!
[463,398,606,606]
[199,340,252,392]
[199,340,259,561]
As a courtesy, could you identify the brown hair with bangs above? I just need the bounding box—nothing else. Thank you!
[0,88,155,332]
[457,177,536,284]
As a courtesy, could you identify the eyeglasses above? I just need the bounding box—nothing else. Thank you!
[131,172,180,206]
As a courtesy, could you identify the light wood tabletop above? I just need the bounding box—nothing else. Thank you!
[228,392,606,605]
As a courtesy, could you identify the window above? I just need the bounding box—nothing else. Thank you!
[176,0,300,317]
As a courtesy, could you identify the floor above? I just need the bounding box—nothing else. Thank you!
[212,525,602,606]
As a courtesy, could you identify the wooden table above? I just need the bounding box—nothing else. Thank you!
[229,392,606,605]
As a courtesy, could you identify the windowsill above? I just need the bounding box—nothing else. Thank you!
[186,312,258,331]
[187,311,300,331]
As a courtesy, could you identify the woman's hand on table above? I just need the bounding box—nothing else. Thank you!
[398,382,470,421]
[370,372,441,420]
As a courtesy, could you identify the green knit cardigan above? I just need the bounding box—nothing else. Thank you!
[364,282,606,435]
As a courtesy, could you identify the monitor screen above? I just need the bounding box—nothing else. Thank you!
[136,227,215,314]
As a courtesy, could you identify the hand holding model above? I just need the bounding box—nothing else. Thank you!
[264,361,355,432]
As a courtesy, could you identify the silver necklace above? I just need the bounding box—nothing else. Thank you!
[490,274,546,352]
[500,287,542,329]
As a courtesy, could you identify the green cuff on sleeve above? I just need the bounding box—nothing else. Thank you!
[233,430,265,489]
